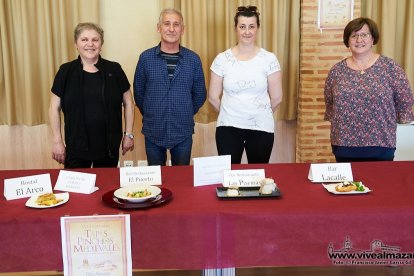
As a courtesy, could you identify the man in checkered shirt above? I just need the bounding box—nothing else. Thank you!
[133,8,206,166]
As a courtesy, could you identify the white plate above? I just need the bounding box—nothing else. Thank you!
[114,185,161,203]
[322,183,372,195]
[26,193,70,208]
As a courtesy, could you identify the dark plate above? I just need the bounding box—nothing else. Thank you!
[216,186,282,199]
[102,188,172,209]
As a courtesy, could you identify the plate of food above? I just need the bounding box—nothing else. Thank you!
[322,181,371,195]
[216,186,282,199]
[113,184,161,203]
[102,188,173,209]
[26,192,69,208]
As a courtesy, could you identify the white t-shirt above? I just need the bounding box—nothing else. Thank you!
[210,48,281,133]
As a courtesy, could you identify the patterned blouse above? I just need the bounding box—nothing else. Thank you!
[324,55,414,148]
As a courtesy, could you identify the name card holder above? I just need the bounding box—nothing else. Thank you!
[308,163,353,183]
[223,169,266,187]
[120,166,162,187]
[193,155,231,186]
[4,173,53,200]
[54,170,97,194]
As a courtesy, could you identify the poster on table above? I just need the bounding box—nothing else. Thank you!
[60,214,132,276]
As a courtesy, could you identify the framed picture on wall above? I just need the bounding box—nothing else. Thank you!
[318,0,354,30]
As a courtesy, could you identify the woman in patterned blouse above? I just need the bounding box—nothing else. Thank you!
[324,17,414,162]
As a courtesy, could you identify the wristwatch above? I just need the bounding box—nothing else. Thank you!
[124,132,134,139]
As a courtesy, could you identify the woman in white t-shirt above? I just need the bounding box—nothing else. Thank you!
[208,6,283,164]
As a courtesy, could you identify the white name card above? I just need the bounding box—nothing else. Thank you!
[193,155,231,186]
[4,173,53,200]
[308,163,353,183]
[54,170,97,194]
[119,166,162,187]
[223,169,265,187]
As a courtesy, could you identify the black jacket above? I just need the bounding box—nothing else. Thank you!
[51,56,130,158]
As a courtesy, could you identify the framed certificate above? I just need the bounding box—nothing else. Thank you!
[61,214,132,276]
[318,0,354,30]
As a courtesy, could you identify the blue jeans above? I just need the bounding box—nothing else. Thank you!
[145,136,193,166]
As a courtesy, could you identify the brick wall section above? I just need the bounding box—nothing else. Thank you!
[296,0,361,163]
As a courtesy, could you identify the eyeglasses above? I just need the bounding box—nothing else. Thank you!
[350,32,372,41]
[237,6,258,13]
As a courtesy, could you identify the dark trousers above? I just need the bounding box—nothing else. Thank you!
[216,126,274,164]
[65,152,119,168]
[332,145,395,162]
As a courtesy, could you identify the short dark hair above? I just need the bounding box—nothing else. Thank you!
[234,6,260,28]
[343,17,379,48]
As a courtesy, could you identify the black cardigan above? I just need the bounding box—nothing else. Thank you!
[51,56,130,158]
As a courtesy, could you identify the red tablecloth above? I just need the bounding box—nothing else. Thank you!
[1,161,414,272]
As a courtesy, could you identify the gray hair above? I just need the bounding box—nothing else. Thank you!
[74,22,104,44]
[158,8,184,26]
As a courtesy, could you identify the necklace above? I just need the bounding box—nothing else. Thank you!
[351,54,375,75]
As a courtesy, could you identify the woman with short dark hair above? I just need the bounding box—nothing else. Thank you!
[49,22,134,168]
[324,17,414,162]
